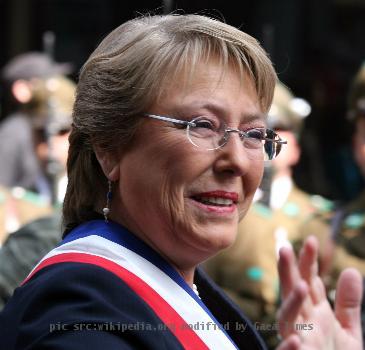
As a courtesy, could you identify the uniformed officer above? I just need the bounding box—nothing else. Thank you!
[0,53,75,243]
[0,52,73,202]
[204,81,332,349]
[265,82,333,244]
[295,63,365,341]
[0,71,75,309]
[297,63,365,286]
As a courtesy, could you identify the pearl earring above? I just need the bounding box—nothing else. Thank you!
[103,180,112,222]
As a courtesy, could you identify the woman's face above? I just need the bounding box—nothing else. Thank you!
[110,61,266,269]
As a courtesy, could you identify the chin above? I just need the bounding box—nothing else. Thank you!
[179,214,238,255]
[200,225,238,253]
[217,234,236,251]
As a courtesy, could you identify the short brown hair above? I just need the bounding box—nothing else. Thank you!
[63,14,277,229]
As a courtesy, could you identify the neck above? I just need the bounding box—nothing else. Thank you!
[110,213,197,288]
[175,267,195,288]
[143,234,197,288]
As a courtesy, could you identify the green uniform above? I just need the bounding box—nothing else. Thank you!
[270,186,331,242]
[0,185,53,244]
[297,191,365,291]
[332,191,365,273]
[0,212,61,309]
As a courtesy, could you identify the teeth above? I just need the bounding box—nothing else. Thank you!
[199,197,233,206]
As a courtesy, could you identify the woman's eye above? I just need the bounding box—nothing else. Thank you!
[193,118,217,130]
[246,128,265,140]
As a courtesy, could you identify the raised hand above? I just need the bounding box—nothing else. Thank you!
[276,236,363,350]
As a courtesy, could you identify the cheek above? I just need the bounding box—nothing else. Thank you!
[157,132,212,183]
[158,141,212,227]
[120,134,208,223]
[247,158,264,189]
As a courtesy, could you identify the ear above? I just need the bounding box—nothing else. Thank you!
[11,79,33,104]
[94,146,120,181]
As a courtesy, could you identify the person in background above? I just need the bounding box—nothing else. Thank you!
[0,14,362,350]
[204,81,333,348]
[0,67,75,308]
[298,62,365,341]
[263,82,331,249]
[330,62,365,282]
[0,52,72,202]
[0,77,74,307]
[0,54,75,244]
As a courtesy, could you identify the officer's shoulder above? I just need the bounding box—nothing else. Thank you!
[295,195,335,228]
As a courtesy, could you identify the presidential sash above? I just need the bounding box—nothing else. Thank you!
[23,220,238,350]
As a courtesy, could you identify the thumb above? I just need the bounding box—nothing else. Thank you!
[334,268,363,337]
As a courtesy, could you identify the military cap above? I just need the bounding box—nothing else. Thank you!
[268,81,311,134]
[31,75,76,133]
[1,52,72,82]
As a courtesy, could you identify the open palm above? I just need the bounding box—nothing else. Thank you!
[276,236,363,350]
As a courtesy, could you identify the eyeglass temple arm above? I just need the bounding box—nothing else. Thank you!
[233,129,288,145]
[144,114,196,127]
[263,137,287,145]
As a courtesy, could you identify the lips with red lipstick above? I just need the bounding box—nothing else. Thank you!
[191,191,239,207]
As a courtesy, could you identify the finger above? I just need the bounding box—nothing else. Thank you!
[277,280,308,338]
[298,236,318,283]
[275,334,301,350]
[279,245,313,319]
[310,275,327,305]
[334,268,363,339]
[298,236,325,304]
[278,245,301,299]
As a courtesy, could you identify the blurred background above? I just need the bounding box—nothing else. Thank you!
[1,0,365,203]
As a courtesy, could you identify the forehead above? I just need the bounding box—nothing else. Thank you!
[157,60,258,104]
[160,57,250,94]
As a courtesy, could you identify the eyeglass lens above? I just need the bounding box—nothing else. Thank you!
[186,116,282,161]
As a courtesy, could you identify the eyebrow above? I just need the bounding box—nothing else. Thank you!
[178,101,266,123]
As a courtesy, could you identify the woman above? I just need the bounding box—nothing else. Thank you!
[0,14,362,350]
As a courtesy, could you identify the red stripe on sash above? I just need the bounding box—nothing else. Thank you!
[22,253,209,350]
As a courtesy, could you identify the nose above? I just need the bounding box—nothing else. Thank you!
[213,131,252,177]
